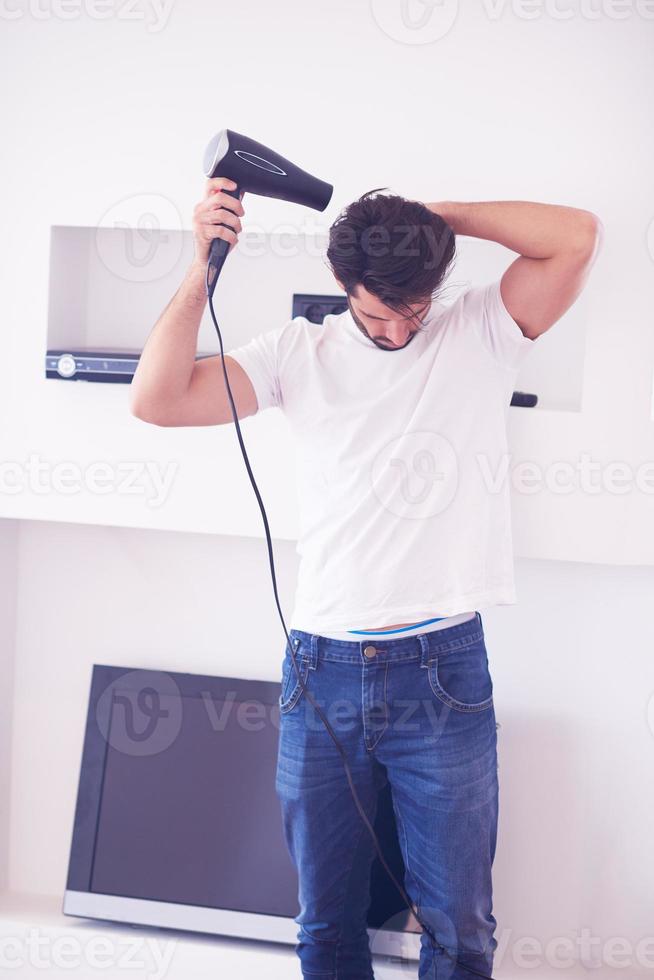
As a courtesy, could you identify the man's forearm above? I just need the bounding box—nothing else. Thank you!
[130,261,208,417]
[425,200,599,260]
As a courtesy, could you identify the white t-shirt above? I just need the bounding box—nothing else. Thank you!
[226,279,538,633]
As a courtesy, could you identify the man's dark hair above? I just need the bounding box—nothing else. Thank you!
[326,188,456,319]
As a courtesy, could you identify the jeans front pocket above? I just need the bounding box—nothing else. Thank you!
[279,639,311,715]
[427,636,494,712]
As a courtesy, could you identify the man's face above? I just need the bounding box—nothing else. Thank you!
[337,281,431,351]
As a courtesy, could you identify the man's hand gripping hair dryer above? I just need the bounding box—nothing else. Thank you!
[200,129,495,980]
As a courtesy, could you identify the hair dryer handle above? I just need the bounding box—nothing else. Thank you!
[206,185,241,298]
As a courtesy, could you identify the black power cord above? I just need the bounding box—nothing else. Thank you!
[204,262,495,980]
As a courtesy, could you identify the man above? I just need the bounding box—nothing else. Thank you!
[130,180,601,979]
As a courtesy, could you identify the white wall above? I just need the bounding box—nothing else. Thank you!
[0,520,19,896]
[2,1,653,976]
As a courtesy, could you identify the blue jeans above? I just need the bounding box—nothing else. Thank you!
[275,611,498,980]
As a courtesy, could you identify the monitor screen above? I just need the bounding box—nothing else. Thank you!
[93,688,298,917]
[64,664,413,955]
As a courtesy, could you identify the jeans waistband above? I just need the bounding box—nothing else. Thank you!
[288,611,484,669]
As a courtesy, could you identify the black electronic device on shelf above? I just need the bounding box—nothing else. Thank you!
[45,348,214,384]
[64,664,414,959]
[292,293,348,322]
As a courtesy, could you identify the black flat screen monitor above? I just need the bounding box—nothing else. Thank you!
[64,664,419,961]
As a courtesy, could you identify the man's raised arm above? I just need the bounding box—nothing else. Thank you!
[129,177,258,427]
[425,200,603,340]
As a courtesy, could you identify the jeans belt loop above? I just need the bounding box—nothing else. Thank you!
[417,633,431,669]
[309,633,319,670]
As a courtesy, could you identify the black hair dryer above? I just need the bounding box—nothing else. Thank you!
[202,128,334,296]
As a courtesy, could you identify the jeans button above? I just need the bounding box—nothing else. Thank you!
[363,644,377,659]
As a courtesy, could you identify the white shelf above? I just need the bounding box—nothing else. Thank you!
[0,890,299,980]
[46,225,341,356]
[45,225,583,412]
[0,890,601,979]
[0,890,421,979]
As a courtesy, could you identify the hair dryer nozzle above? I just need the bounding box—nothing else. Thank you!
[203,128,333,212]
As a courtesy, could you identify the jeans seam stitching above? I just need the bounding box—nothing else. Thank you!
[336,816,371,973]
[280,647,310,714]
[429,628,484,654]
[427,660,494,713]
[394,793,422,930]
[367,661,389,752]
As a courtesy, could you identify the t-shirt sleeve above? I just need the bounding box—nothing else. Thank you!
[462,278,538,372]
[225,322,288,412]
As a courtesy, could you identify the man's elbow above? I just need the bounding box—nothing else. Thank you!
[570,210,604,263]
[129,389,171,427]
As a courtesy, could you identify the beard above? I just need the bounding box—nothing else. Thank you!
[345,296,417,351]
